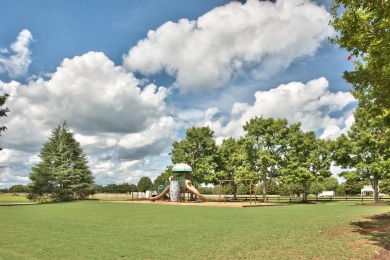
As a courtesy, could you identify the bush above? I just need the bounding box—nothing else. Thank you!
[197,187,213,194]
[237,184,250,195]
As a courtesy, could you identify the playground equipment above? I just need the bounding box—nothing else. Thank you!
[150,163,206,202]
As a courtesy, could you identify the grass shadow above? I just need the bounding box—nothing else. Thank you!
[351,213,390,251]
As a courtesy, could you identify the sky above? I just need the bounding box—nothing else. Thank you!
[0,0,356,188]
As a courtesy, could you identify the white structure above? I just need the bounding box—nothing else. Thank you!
[170,180,180,202]
[318,191,335,197]
[361,185,374,197]
[145,190,157,198]
[361,185,387,197]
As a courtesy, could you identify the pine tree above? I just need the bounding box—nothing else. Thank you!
[29,122,94,201]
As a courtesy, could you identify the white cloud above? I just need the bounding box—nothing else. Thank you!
[197,77,356,141]
[320,114,355,140]
[0,149,34,187]
[89,157,166,185]
[124,0,333,91]
[0,29,33,78]
[0,51,177,188]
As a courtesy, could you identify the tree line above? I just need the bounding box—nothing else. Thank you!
[155,112,389,203]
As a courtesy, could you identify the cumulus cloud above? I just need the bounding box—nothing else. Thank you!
[196,77,356,142]
[0,149,35,187]
[320,114,355,140]
[90,156,168,185]
[124,0,332,91]
[0,51,177,188]
[0,29,33,78]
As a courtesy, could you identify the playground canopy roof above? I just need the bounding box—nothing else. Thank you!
[172,163,192,172]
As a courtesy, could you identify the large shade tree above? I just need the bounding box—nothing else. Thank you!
[29,122,94,201]
[330,0,390,124]
[280,124,332,201]
[170,126,218,186]
[332,107,390,203]
[242,117,290,201]
[214,137,249,198]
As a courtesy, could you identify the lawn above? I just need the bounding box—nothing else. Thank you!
[0,200,389,259]
[0,193,30,204]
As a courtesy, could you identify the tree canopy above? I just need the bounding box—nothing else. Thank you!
[332,107,389,202]
[280,125,332,201]
[330,0,390,124]
[0,93,9,149]
[137,176,153,192]
[242,117,290,200]
[28,122,94,201]
[170,126,218,186]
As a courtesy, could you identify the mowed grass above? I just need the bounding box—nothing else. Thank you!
[0,200,389,260]
[0,194,30,204]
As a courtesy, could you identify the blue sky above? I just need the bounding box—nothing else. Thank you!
[0,0,356,188]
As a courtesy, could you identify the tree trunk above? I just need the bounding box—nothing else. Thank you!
[371,175,379,203]
[303,184,309,202]
[262,175,267,201]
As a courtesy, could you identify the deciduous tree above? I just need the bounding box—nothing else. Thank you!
[137,176,153,192]
[333,107,389,202]
[170,126,218,186]
[280,125,332,201]
[330,0,390,124]
[242,117,290,201]
[214,137,249,198]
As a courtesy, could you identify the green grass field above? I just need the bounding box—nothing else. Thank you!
[0,199,389,259]
[0,194,30,204]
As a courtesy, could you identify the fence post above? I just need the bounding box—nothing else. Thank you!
[278,197,279,202]
[290,197,291,202]
[362,196,363,203]
[345,196,347,202]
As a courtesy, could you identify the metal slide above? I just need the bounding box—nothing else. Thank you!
[184,180,207,202]
[150,185,170,201]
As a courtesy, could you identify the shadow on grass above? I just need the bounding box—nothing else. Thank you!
[351,213,390,251]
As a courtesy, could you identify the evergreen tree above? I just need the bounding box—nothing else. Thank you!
[28,122,94,201]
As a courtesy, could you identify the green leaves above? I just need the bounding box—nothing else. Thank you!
[28,122,94,201]
[332,106,389,202]
[241,117,331,201]
[0,93,9,137]
[330,0,390,122]
[170,126,218,186]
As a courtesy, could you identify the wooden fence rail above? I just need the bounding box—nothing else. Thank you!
[264,196,390,203]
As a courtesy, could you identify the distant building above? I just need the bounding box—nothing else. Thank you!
[318,191,335,197]
[361,185,374,197]
[361,185,387,197]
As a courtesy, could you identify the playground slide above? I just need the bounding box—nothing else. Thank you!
[150,185,170,201]
[184,180,207,202]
